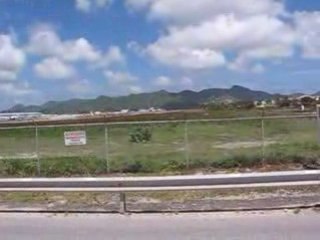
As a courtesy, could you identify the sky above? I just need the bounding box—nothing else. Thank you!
[0,0,320,109]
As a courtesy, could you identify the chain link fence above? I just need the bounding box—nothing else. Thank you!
[0,114,318,177]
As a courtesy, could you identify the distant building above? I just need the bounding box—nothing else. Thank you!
[0,112,43,121]
[120,109,129,114]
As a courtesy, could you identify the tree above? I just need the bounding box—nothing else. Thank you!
[300,97,316,107]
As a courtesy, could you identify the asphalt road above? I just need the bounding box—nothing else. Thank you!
[0,211,319,240]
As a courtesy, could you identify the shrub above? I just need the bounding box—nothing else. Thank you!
[129,127,152,143]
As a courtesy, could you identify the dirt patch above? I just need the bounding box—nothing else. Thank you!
[0,153,37,160]
[214,140,277,149]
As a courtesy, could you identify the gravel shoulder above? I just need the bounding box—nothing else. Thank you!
[0,185,319,213]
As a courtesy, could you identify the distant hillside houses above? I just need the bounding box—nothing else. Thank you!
[294,95,320,101]
[254,100,276,108]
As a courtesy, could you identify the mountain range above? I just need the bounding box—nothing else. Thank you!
[2,85,304,114]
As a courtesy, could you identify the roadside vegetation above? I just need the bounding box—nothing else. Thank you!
[0,115,319,177]
[0,106,320,177]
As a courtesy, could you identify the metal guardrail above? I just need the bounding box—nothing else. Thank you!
[0,170,319,213]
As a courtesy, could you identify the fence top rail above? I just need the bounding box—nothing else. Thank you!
[0,114,316,130]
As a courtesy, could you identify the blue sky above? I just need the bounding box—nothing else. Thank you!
[0,0,319,109]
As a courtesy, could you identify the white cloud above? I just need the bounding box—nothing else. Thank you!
[147,45,226,69]
[0,35,25,81]
[95,46,125,68]
[63,38,101,62]
[76,0,112,12]
[0,82,36,97]
[127,0,304,71]
[157,15,294,55]
[96,0,111,7]
[104,70,138,85]
[154,76,172,87]
[67,79,92,94]
[128,85,142,94]
[104,70,143,95]
[127,41,144,55]
[146,14,295,69]
[0,70,17,81]
[0,81,42,109]
[27,24,61,56]
[153,76,194,89]
[229,57,266,74]
[76,0,92,12]
[34,58,76,80]
[126,0,285,25]
[28,24,125,69]
[295,11,320,58]
[28,25,101,62]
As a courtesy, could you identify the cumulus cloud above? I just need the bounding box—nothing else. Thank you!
[147,45,226,69]
[67,79,92,94]
[0,35,25,81]
[0,82,36,97]
[153,76,195,89]
[94,46,125,68]
[128,85,143,94]
[104,70,143,94]
[76,0,112,12]
[0,70,17,81]
[76,0,91,12]
[104,70,138,85]
[28,24,125,69]
[145,13,295,70]
[154,76,172,87]
[126,0,310,72]
[126,0,285,25]
[295,11,320,58]
[34,58,76,80]
[28,25,100,62]
[0,81,42,109]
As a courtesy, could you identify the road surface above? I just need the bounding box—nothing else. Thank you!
[0,211,319,239]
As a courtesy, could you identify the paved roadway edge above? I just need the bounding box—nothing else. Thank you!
[0,202,319,214]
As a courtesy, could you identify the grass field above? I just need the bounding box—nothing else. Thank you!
[0,116,319,177]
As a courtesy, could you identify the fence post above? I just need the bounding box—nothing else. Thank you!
[184,121,190,168]
[261,108,266,162]
[104,125,110,173]
[317,105,320,144]
[34,122,41,176]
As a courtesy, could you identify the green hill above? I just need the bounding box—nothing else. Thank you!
[4,86,273,114]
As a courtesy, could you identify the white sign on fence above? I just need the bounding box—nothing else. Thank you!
[64,131,87,146]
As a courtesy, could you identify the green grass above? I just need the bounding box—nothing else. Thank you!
[0,117,319,177]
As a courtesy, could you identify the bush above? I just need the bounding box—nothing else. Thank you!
[129,127,152,143]
[211,155,260,169]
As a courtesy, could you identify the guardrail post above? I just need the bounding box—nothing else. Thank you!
[184,121,190,169]
[34,123,41,176]
[119,192,127,214]
[104,125,110,173]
